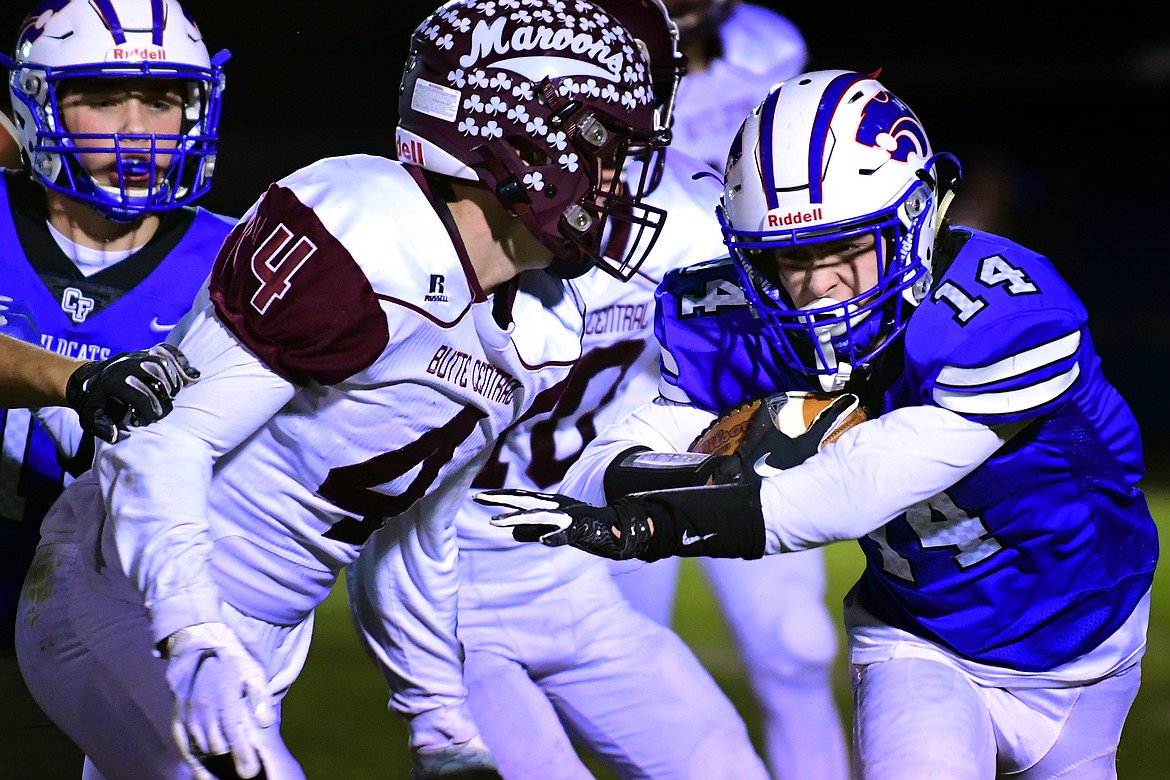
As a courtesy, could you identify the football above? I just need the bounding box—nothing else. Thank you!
[689,391,867,457]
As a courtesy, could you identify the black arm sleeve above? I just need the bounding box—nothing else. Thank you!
[603,446,732,501]
[621,483,765,562]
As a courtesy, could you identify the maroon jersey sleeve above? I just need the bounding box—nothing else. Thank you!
[209,184,390,385]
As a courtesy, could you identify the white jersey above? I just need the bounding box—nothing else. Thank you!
[455,150,726,609]
[52,155,582,698]
[670,3,808,171]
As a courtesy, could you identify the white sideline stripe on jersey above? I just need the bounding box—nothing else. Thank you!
[936,331,1081,388]
[658,347,695,403]
[660,346,680,377]
[658,379,692,404]
[934,363,1080,416]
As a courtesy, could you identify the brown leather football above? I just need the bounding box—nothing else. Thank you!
[689,391,867,456]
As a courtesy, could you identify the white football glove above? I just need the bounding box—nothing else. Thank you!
[163,622,275,780]
[410,736,502,779]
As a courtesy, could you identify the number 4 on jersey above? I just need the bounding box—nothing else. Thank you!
[250,224,317,314]
[866,491,1003,582]
[680,278,747,318]
[319,406,487,544]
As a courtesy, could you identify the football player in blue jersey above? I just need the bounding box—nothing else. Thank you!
[478,69,1158,779]
[603,5,851,777]
[0,0,229,776]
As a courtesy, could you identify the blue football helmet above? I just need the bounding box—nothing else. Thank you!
[2,0,228,221]
[718,69,960,389]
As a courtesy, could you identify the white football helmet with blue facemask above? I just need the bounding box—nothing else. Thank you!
[718,69,960,390]
[2,0,228,221]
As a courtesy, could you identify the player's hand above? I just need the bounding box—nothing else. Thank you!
[410,735,502,779]
[162,622,275,780]
[709,392,862,485]
[66,343,199,443]
[476,489,654,561]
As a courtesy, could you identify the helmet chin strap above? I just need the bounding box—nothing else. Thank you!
[804,296,856,392]
[817,361,852,393]
[813,345,852,392]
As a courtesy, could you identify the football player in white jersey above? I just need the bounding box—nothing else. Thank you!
[13,2,670,779]
[349,4,766,777]
[665,0,808,171]
[602,3,851,778]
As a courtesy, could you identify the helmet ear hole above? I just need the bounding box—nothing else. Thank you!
[510,137,551,168]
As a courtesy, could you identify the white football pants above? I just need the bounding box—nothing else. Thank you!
[15,488,311,780]
[851,655,1141,779]
[609,549,850,780]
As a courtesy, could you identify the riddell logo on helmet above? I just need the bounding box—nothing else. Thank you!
[110,47,168,61]
[397,137,425,166]
[766,208,823,227]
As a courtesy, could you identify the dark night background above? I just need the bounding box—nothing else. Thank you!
[4,1,1168,462]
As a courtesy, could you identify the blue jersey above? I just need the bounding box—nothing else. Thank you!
[654,255,813,412]
[655,228,1157,671]
[0,170,233,646]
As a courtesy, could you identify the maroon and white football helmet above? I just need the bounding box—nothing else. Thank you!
[610,0,684,199]
[396,0,671,280]
[618,0,685,141]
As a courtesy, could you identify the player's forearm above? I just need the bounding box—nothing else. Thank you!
[101,425,224,640]
[0,333,82,408]
[33,405,86,460]
[758,406,1019,552]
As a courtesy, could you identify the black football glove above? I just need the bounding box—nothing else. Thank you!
[475,489,654,560]
[477,480,766,562]
[65,343,199,443]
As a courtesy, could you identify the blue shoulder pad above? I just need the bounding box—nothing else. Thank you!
[907,229,1090,425]
[655,257,811,413]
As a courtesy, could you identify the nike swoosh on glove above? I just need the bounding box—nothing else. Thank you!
[475,489,653,560]
[163,622,275,780]
[66,342,200,443]
[700,392,864,484]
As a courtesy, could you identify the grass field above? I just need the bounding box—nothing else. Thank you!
[282,489,1170,778]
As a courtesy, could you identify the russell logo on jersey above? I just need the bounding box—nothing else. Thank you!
[425,274,449,303]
